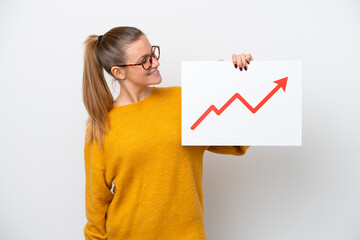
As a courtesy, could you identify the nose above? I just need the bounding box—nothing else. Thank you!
[151,56,160,67]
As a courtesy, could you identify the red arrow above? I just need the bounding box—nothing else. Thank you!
[190,77,288,130]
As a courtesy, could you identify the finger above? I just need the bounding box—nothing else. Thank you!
[236,55,242,71]
[241,53,248,70]
[232,54,237,68]
[245,53,254,64]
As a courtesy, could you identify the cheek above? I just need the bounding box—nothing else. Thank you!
[129,69,148,80]
[142,71,150,79]
[134,70,150,82]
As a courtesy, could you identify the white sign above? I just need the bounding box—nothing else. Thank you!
[181,60,302,146]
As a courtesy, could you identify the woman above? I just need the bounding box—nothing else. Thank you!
[82,26,252,240]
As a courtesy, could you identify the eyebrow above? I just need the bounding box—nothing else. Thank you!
[135,46,153,62]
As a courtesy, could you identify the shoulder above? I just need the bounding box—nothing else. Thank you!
[154,86,181,106]
[156,85,181,92]
[155,85,181,97]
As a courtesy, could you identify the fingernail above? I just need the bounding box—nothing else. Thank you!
[244,66,247,71]
[234,64,237,69]
[246,60,249,64]
[240,67,242,71]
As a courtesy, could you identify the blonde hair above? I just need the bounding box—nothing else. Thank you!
[82,26,145,150]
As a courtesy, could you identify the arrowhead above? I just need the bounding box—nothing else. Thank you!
[273,77,288,92]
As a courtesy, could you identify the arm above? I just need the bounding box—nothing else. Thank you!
[205,146,250,156]
[84,141,114,240]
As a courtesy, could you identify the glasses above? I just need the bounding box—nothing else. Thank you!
[112,45,160,71]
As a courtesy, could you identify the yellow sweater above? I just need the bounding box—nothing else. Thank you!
[84,86,250,240]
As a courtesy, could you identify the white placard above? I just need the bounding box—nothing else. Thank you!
[181,60,302,146]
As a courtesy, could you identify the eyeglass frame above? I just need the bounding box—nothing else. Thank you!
[111,45,160,71]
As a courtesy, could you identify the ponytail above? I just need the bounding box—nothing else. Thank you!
[82,35,113,150]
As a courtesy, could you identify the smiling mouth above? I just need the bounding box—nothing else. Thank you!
[148,70,159,76]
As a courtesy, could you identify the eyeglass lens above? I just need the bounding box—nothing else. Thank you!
[143,47,160,70]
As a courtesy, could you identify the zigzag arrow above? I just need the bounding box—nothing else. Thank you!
[190,77,288,130]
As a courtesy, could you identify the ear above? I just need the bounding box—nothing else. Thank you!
[111,66,126,80]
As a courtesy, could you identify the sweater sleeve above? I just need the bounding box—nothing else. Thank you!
[84,141,114,240]
[205,146,250,156]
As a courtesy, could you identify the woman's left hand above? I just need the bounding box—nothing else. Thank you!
[218,53,254,71]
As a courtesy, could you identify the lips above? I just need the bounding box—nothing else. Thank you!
[148,70,159,75]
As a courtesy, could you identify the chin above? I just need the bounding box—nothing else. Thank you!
[151,76,162,84]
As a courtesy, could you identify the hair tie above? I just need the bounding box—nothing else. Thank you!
[97,35,103,44]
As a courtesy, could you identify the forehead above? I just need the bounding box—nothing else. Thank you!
[126,36,152,61]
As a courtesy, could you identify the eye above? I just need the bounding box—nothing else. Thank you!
[141,58,147,64]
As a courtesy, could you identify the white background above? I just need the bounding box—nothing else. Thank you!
[0,0,359,239]
[182,60,302,146]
